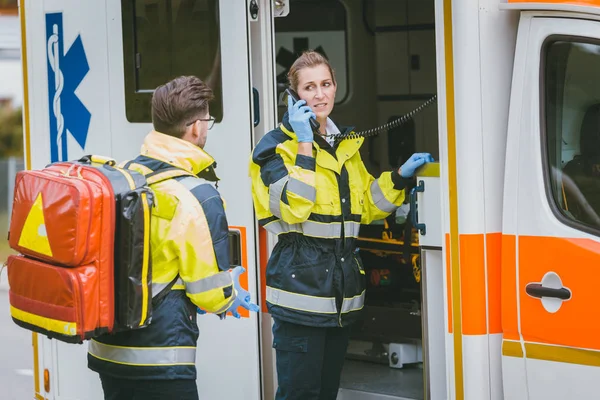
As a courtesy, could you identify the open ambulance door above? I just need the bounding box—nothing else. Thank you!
[413,164,447,400]
[502,12,600,400]
[189,2,262,399]
[113,1,263,399]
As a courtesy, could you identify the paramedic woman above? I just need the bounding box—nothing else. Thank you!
[249,51,433,400]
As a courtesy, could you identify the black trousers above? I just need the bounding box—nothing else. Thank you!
[99,374,199,400]
[272,318,351,400]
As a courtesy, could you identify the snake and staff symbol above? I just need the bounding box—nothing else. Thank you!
[47,24,65,162]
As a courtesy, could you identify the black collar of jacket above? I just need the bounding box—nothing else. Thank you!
[314,134,335,154]
[197,161,219,182]
[134,155,220,183]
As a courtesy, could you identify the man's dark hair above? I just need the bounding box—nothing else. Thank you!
[151,76,214,138]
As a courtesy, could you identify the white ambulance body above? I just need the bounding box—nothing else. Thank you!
[16,0,600,399]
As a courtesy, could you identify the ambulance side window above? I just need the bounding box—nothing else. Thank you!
[544,38,600,233]
[121,0,223,123]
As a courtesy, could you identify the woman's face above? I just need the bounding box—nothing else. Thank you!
[296,64,336,122]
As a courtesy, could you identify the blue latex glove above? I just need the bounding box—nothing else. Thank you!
[287,96,316,143]
[197,307,206,315]
[220,266,260,319]
[400,153,435,178]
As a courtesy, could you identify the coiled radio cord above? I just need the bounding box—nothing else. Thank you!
[329,94,437,143]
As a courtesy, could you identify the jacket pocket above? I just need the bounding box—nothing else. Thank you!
[283,253,335,299]
[289,241,322,269]
[272,335,310,387]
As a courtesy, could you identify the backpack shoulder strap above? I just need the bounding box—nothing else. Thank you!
[120,160,195,185]
[145,167,195,185]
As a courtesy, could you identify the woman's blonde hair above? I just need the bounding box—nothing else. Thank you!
[287,50,336,91]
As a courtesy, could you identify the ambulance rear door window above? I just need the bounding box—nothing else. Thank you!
[121,0,223,123]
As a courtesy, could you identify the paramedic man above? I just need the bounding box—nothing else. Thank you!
[249,51,433,400]
[87,76,258,400]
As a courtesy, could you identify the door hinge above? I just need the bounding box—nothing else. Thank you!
[410,180,426,235]
[273,0,289,17]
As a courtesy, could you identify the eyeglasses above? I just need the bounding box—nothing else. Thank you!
[186,116,216,130]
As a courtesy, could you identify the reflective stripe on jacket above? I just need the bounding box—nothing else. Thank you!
[250,114,409,327]
[88,290,199,379]
[88,131,234,379]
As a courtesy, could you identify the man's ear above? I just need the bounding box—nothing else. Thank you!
[180,122,195,143]
[189,121,199,140]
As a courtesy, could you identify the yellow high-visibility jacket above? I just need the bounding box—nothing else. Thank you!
[250,114,410,327]
[88,130,234,379]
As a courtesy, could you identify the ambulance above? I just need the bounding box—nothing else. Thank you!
[14,0,600,399]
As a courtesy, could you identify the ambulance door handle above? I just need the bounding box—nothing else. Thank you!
[410,180,426,235]
[253,87,260,127]
[228,229,242,267]
[525,283,571,300]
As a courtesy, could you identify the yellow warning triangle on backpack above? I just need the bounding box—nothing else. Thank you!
[18,192,53,257]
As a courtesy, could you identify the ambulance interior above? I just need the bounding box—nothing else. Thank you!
[275,1,438,398]
[546,40,600,229]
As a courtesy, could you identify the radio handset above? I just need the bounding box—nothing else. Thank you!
[285,88,321,134]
